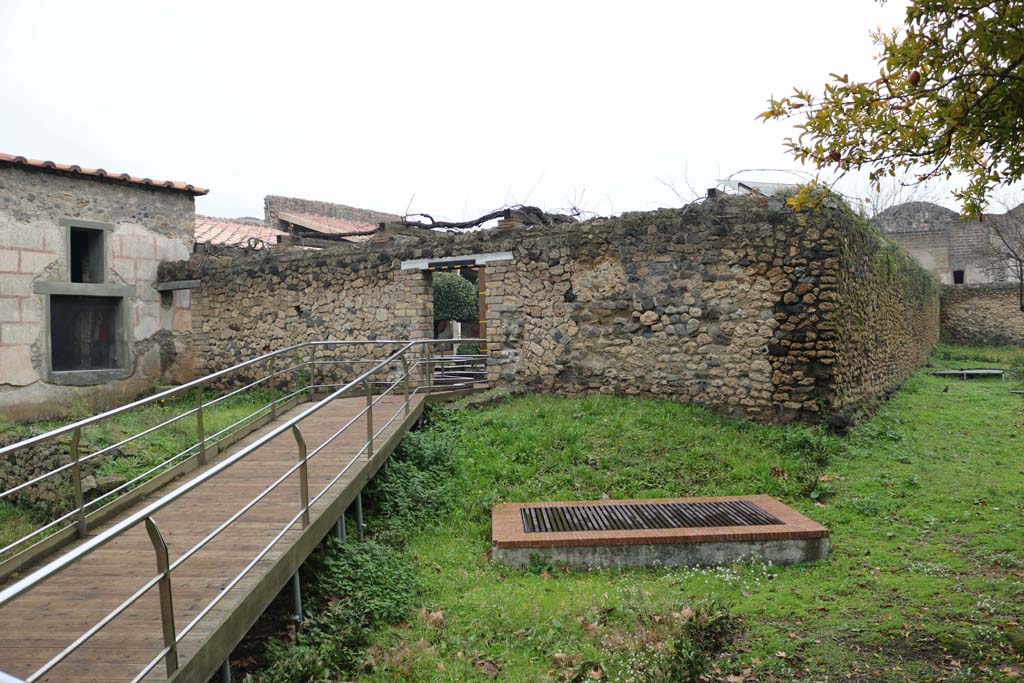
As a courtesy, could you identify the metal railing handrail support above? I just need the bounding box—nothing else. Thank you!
[0,337,482,609]
[0,338,454,458]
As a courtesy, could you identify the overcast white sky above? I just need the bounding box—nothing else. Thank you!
[1,1,915,221]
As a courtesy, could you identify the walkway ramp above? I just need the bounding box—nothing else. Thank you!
[0,340,485,683]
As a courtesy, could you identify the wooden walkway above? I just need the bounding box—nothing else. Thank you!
[0,393,425,683]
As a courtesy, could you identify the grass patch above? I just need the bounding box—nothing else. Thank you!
[335,352,1021,682]
[931,343,1024,373]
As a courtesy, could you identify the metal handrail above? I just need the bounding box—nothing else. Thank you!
[0,339,444,458]
[0,339,477,565]
[0,338,485,683]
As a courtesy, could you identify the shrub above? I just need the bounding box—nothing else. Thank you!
[625,598,736,683]
[249,427,458,681]
[252,540,419,682]
[432,272,477,322]
[364,429,456,540]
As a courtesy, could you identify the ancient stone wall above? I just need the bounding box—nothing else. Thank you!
[0,165,196,421]
[941,283,1024,346]
[827,212,942,421]
[174,195,939,424]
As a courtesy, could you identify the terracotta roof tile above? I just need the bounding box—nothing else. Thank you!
[276,210,378,237]
[194,216,286,248]
[0,152,208,195]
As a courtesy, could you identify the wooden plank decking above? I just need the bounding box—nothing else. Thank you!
[0,393,425,683]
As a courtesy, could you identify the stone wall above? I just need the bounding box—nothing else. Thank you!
[0,165,196,421]
[828,214,942,420]
[941,283,1024,346]
[173,195,940,424]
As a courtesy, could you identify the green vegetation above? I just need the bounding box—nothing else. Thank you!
[932,343,1024,373]
[433,272,478,323]
[760,1,1024,217]
[241,429,457,682]
[247,345,1022,682]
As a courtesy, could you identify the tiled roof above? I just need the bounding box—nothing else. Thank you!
[276,210,378,237]
[194,215,286,248]
[0,152,209,195]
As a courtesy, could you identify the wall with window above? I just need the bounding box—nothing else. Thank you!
[874,201,1012,285]
[0,165,196,421]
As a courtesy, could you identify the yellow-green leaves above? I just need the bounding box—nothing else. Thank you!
[760,0,1024,217]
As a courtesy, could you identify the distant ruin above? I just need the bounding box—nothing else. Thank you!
[875,201,1024,346]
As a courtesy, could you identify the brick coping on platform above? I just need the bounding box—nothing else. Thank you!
[492,495,828,549]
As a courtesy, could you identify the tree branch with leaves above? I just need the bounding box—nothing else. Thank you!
[760,1,1024,217]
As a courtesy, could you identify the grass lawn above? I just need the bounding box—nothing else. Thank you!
[346,347,1023,682]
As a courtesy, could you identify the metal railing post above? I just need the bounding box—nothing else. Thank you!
[308,345,316,401]
[144,517,179,678]
[70,427,87,539]
[420,344,430,394]
[363,379,373,460]
[292,427,310,528]
[356,491,364,539]
[268,357,278,419]
[401,354,410,416]
[426,343,435,395]
[196,387,207,467]
[290,571,303,624]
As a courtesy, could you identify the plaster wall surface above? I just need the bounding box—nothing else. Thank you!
[0,165,196,420]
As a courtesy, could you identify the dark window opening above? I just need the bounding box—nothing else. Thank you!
[69,227,105,283]
[953,269,965,284]
[50,295,122,371]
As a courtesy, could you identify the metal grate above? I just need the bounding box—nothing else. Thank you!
[520,500,783,533]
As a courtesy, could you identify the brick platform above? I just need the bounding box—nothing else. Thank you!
[491,495,829,569]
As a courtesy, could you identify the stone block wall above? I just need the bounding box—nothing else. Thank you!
[874,201,1012,285]
[173,195,940,424]
[0,165,196,421]
[941,283,1024,346]
[184,244,433,390]
[827,211,942,420]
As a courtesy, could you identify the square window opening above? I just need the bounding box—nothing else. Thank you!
[50,295,123,372]
[69,227,105,283]
[953,269,965,284]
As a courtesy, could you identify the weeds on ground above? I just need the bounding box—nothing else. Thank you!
[244,347,1023,682]
[242,413,456,682]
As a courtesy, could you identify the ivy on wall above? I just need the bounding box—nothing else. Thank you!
[432,272,478,322]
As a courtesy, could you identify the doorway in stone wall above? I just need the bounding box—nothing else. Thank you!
[429,261,485,387]
[430,264,480,349]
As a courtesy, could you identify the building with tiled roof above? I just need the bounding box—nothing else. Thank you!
[0,152,207,196]
[0,151,205,420]
[194,215,286,250]
[265,195,400,243]
[275,211,377,241]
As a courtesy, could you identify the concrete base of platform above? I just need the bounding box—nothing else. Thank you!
[492,536,829,569]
